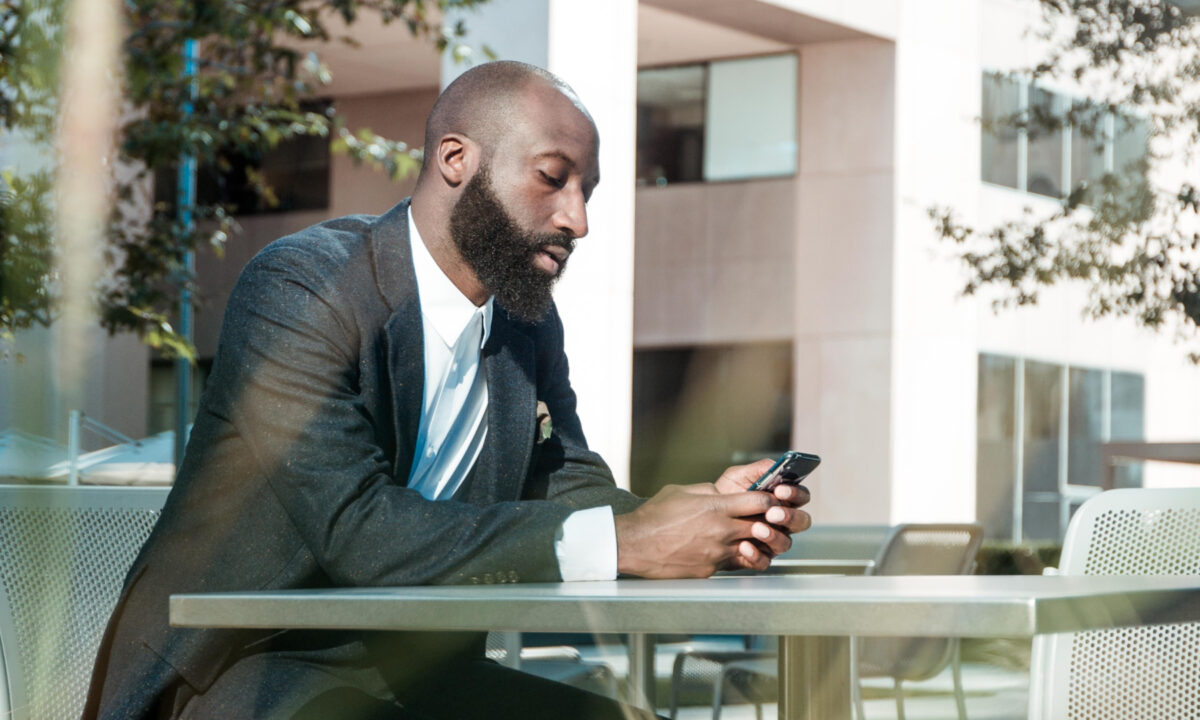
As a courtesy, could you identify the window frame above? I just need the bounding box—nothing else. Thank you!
[980,70,1148,203]
[977,352,1145,542]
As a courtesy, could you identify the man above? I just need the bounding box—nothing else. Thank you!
[84,61,811,720]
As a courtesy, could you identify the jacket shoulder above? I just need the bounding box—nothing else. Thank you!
[250,214,378,278]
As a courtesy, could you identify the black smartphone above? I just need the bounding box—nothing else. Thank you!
[748,451,821,492]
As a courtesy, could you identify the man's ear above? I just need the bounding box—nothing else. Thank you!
[435,133,476,187]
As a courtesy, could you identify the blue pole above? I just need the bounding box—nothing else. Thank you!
[174,38,197,470]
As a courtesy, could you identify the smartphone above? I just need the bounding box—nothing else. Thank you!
[748,451,821,492]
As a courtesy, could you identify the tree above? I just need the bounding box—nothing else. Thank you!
[0,0,487,356]
[931,0,1200,359]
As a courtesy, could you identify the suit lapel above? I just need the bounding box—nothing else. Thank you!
[461,311,537,505]
[369,200,424,479]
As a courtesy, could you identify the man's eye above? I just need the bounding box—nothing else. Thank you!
[540,171,565,188]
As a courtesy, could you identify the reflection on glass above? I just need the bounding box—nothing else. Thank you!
[1023,360,1061,497]
[1026,87,1064,198]
[1022,498,1060,541]
[1111,371,1146,488]
[1069,100,1107,200]
[1068,367,1105,487]
[1113,114,1150,201]
[977,354,1016,540]
[636,65,707,186]
[704,54,797,181]
[631,343,793,497]
[982,72,1020,189]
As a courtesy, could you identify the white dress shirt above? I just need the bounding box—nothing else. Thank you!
[406,212,616,581]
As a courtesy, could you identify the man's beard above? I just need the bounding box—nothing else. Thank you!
[449,165,575,323]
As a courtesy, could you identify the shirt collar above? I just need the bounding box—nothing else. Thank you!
[408,208,494,350]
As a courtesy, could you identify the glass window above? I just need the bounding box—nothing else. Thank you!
[1022,360,1061,494]
[703,54,797,181]
[1113,114,1151,203]
[631,343,792,497]
[976,354,1147,540]
[636,54,797,186]
[977,354,1016,540]
[1069,100,1107,199]
[636,65,706,185]
[1111,371,1146,488]
[1067,367,1105,487]
[1026,87,1064,198]
[981,72,1020,189]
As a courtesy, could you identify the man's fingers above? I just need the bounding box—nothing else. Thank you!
[714,489,778,517]
[714,458,776,493]
[772,483,812,507]
[736,540,771,570]
[763,506,813,534]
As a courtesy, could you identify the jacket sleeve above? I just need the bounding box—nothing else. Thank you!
[211,241,577,586]
[522,305,644,516]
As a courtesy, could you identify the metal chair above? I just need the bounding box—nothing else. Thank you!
[1028,488,1200,720]
[0,485,167,720]
[484,631,620,700]
[668,523,982,720]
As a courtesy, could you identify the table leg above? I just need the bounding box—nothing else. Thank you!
[777,635,851,720]
[626,632,656,711]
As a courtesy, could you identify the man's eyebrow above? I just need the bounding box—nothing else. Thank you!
[533,151,576,167]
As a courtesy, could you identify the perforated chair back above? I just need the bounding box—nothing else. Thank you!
[1029,488,1200,720]
[0,485,167,720]
[857,523,983,680]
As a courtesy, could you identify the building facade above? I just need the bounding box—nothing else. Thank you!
[4,0,1199,541]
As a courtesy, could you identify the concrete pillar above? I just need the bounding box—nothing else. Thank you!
[443,0,637,488]
[888,0,981,522]
[793,39,896,524]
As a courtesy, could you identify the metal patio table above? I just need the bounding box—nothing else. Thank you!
[171,574,1200,720]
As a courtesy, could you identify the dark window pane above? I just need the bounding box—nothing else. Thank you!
[631,343,792,497]
[1027,87,1064,198]
[982,72,1020,189]
[154,101,331,215]
[1111,371,1146,488]
[1023,360,1061,495]
[148,358,211,435]
[977,354,1016,540]
[1068,367,1105,487]
[637,65,706,186]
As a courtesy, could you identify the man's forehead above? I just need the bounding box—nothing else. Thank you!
[508,87,599,169]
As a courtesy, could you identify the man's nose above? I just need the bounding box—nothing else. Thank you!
[553,188,588,239]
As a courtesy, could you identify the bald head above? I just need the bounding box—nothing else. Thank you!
[419,61,593,176]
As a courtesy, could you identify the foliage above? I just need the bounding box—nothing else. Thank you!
[0,0,487,352]
[931,0,1200,359]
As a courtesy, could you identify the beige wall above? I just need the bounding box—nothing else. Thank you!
[633,178,796,347]
[193,87,438,358]
[793,38,897,525]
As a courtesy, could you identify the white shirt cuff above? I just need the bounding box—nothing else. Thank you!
[555,506,617,581]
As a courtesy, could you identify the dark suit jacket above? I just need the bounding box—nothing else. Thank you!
[82,199,641,720]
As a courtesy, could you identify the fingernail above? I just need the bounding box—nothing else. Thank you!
[753,523,771,539]
[766,507,785,523]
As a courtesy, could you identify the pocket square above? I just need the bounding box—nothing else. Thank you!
[535,401,553,444]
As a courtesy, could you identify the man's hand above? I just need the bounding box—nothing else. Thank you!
[711,457,813,567]
[614,459,813,579]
